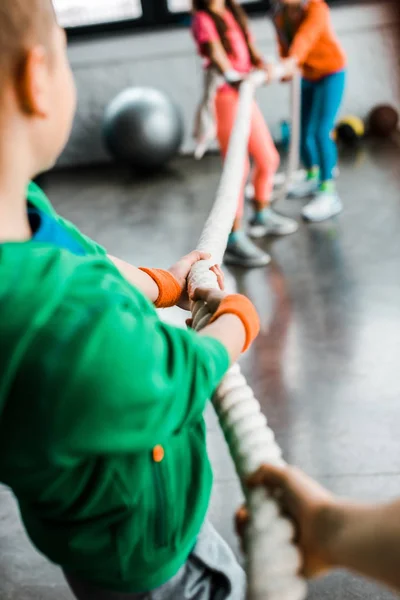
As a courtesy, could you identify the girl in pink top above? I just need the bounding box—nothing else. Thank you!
[192,0,298,268]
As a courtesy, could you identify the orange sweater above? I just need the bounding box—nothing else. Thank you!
[273,0,346,81]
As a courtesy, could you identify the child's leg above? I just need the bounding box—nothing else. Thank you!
[214,89,250,228]
[247,102,298,238]
[314,71,346,187]
[287,79,321,198]
[214,90,270,267]
[65,521,245,600]
[248,101,280,209]
[300,78,320,177]
[65,573,151,599]
[301,72,346,223]
[188,520,246,600]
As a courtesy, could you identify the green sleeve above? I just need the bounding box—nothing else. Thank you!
[45,267,230,456]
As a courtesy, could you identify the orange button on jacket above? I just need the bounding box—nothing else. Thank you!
[273,0,347,81]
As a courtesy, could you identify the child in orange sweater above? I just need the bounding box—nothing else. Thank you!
[272,0,347,222]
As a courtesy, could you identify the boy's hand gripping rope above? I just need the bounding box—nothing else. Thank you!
[188,69,307,600]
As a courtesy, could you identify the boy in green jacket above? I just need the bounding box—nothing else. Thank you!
[0,1,261,599]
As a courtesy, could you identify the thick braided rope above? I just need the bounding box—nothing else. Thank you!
[188,70,307,600]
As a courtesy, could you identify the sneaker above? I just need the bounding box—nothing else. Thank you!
[287,177,319,199]
[302,191,343,223]
[249,208,299,239]
[224,232,271,268]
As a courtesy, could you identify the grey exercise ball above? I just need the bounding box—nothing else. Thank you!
[103,88,184,170]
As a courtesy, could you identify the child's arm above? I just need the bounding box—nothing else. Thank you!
[192,12,242,82]
[200,314,246,364]
[193,287,260,359]
[109,252,224,309]
[243,26,264,69]
[204,40,238,80]
[286,2,328,66]
[46,261,259,457]
[328,500,400,591]
[237,465,400,592]
[247,40,265,69]
[277,36,288,59]
[109,255,159,302]
[198,20,260,75]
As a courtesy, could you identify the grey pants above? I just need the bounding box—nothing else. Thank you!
[65,521,246,600]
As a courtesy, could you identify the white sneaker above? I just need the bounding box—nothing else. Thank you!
[249,208,299,238]
[302,191,343,223]
[287,178,319,199]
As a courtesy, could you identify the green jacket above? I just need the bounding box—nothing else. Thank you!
[0,183,230,592]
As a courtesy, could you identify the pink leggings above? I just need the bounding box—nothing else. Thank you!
[215,88,280,220]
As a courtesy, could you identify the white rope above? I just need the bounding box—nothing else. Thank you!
[193,68,221,160]
[188,69,307,600]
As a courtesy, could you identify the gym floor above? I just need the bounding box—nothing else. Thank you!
[1,139,400,599]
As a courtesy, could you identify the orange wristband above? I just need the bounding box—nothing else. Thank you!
[209,294,260,353]
[139,268,182,308]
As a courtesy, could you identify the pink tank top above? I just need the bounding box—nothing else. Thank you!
[192,10,254,75]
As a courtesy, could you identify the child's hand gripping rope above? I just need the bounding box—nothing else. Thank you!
[188,66,306,600]
[194,63,291,160]
[189,259,306,600]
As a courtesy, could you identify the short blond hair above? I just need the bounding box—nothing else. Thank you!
[0,0,55,88]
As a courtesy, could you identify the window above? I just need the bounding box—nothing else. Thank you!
[64,0,361,37]
[167,0,190,13]
[58,0,350,36]
[165,0,270,16]
[55,0,143,31]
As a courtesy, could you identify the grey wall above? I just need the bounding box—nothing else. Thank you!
[61,1,400,168]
